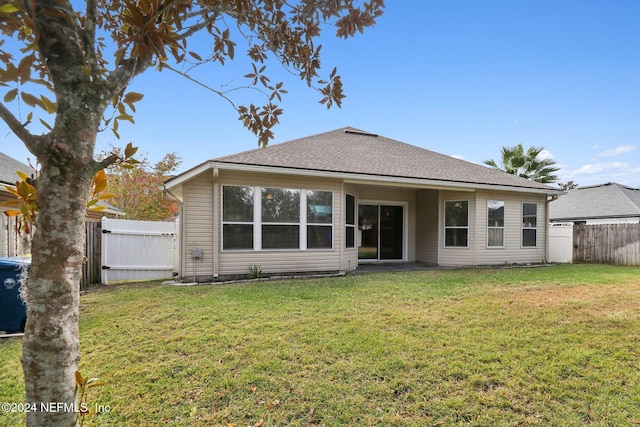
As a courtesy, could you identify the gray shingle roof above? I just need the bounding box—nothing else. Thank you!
[0,152,34,185]
[212,127,558,192]
[549,182,640,221]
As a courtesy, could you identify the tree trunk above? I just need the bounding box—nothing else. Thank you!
[21,145,94,426]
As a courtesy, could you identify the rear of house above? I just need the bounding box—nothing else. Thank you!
[165,128,562,281]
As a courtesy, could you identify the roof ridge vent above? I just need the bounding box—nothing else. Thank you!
[344,129,378,137]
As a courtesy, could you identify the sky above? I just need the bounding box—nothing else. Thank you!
[1,1,639,188]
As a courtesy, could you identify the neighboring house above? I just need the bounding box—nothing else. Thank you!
[1,151,125,256]
[86,201,126,222]
[0,152,35,256]
[549,182,640,225]
[164,127,564,281]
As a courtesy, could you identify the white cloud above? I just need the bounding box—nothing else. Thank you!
[567,161,640,188]
[573,162,628,175]
[538,149,554,160]
[599,145,637,157]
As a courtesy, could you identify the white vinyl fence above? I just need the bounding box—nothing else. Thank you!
[548,223,573,263]
[101,217,179,284]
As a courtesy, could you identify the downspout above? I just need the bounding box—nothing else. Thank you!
[473,192,478,266]
[545,194,558,262]
[163,187,185,278]
[212,167,219,278]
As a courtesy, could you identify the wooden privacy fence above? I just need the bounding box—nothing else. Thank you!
[82,221,102,289]
[573,223,640,266]
[100,217,179,284]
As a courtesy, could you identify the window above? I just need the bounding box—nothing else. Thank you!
[345,194,355,249]
[487,200,505,247]
[222,185,334,251]
[222,186,254,250]
[307,190,333,249]
[522,203,537,247]
[444,200,469,247]
[262,188,300,249]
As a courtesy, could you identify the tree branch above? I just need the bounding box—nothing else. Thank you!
[0,102,46,156]
[33,0,86,92]
[82,0,99,78]
[104,57,149,101]
[91,153,120,173]
[159,63,243,109]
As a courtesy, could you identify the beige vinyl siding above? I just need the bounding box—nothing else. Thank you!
[415,189,439,264]
[438,190,548,266]
[342,183,358,271]
[474,191,547,264]
[183,173,215,279]
[438,190,476,266]
[218,250,339,276]
[356,185,416,261]
[216,170,343,276]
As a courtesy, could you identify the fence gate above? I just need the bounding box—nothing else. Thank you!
[101,218,179,284]
[548,223,574,263]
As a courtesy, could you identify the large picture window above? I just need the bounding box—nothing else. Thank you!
[522,203,537,247]
[487,200,505,247]
[222,186,254,250]
[444,200,469,247]
[345,194,356,249]
[222,185,333,250]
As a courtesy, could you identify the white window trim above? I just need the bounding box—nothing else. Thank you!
[345,193,356,250]
[444,199,470,248]
[260,187,302,250]
[222,185,334,251]
[522,202,538,248]
[487,200,505,248]
[221,185,255,251]
[306,190,334,250]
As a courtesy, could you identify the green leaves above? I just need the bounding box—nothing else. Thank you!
[76,370,104,425]
[483,144,560,184]
[0,3,19,13]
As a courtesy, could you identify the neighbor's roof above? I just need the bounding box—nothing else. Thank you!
[0,152,34,185]
[167,127,561,194]
[0,152,125,216]
[549,182,640,221]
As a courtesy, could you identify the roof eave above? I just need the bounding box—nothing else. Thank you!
[163,161,214,190]
[167,161,564,196]
[551,214,640,222]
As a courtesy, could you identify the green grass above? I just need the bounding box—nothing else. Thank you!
[2,264,640,426]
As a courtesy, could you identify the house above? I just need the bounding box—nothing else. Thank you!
[163,127,564,281]
[549,182,640,225]
[1,151,125,256]
[0,152,35,256]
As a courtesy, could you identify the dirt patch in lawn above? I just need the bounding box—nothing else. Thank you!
[497,281,640,319]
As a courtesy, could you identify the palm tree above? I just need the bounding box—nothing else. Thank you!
[483,144,560,184]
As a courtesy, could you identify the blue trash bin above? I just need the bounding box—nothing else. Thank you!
[0,257,30,333]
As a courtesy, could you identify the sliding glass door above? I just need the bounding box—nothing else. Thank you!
[358,204,404,261]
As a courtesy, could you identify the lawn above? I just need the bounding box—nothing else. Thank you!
[1,264,640,426]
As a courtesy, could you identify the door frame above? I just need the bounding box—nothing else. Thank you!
[357,200,408,263]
